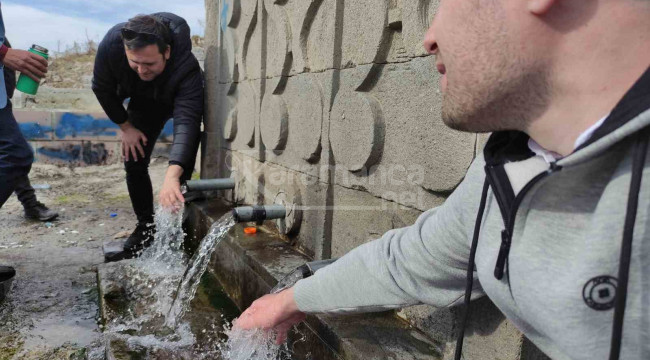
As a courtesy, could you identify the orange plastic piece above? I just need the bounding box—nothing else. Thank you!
[244,227,258,235]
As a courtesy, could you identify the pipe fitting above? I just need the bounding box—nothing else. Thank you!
[232,204,287,224]
[183,178,236,192]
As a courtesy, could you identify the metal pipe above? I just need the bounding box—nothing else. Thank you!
[232,204,287,224]
[270,258,338,294]
[305,258,338,275]
[183,178,236,192]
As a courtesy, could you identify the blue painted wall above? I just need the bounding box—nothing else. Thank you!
[18,112,174,141]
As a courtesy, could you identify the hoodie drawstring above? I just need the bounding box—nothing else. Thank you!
[609,128,649,360]
[454,179,490,360]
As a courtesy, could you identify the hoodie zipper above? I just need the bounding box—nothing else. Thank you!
[493,161,563,279]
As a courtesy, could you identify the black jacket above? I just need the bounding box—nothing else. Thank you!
[92,12,203,171]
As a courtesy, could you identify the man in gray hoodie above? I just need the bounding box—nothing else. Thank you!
[236,0,650,359]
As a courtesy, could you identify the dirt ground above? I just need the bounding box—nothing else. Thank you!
[0,159,169,359]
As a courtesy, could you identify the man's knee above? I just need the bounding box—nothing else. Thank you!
[124,159,150,175]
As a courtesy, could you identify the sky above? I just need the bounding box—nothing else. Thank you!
[2,0,205,53]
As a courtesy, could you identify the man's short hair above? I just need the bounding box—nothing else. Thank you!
[121,15,171,54]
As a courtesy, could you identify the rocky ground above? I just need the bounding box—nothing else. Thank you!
[0,159,168,359]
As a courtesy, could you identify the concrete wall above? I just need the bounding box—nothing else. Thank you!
[203,0,546,359]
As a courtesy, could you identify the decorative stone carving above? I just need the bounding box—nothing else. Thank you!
[263,0,293,78]
[305,0,388,72]
[273,188,302,235]
[220,0,241,30]
[329,91,385,172]
[236,82,258,147]
[219,28,239,84]
[285,75,324,163]
[223,108,237,142]
[260,94,289,151]
[402,0,439,57]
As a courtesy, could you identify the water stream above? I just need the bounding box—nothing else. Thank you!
[165,213,236,328]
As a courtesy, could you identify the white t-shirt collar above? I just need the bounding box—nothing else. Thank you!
[527,115,609,164]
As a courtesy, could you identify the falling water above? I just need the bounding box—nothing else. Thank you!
[217,263,312,359]
[217,324,293,360]
[165,213,236,328]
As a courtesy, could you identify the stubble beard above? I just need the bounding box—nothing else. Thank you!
[441,64,551,134]
[438,7,552,135]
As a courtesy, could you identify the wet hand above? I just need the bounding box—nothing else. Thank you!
[234,288,305,344]
[159,165,185,212]
[3,48,48,82]
[119,122,148,162]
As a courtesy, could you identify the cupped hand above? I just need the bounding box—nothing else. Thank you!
[234,288,306,344]
[3,48,48,82]
[159,171,185,211]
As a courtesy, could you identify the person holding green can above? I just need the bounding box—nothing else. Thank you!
[0,1,49,301]
[0,1,48,208]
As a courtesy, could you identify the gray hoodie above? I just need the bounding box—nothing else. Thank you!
[294,68,650,360]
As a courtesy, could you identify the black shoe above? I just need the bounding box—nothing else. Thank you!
[0,266,16,303]
[123,223,155,257]
[24,202,59,221]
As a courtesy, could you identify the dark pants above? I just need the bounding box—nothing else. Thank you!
[14,175,37,208]
[0,101,33,208]
[125,97,192,225]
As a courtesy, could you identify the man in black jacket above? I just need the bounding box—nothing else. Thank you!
[92,13,203,257]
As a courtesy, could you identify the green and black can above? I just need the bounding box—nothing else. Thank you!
[16,44,49,95]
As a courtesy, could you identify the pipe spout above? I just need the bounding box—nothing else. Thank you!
[270,258,338,294]
[305,258,338,275]
[183,178,236,192]
[232,204,287,224]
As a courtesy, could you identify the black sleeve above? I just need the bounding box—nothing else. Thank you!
[169,68,203,172]
[3,38,15,99]
[91,31,128,125]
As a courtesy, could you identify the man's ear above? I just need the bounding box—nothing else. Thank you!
[164,46,171,60]
[528,0,557,15]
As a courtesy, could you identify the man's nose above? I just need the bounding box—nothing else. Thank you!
[423,19,438,55]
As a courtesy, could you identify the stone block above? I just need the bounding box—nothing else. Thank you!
[331,184,422,256]
[14,110,53,140]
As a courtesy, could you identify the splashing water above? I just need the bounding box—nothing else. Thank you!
[140,206,187,266]
[165,213,236,328]
[217,323,293,360]
[98,206,199,355]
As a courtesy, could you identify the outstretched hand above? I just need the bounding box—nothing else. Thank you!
[234,288,306,344]
[159,165,185,212]
[3,48,48,82]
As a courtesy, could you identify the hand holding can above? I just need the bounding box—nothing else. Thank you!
[13,45,49,95]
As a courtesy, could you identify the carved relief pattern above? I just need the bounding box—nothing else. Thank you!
[212,0,474,204]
